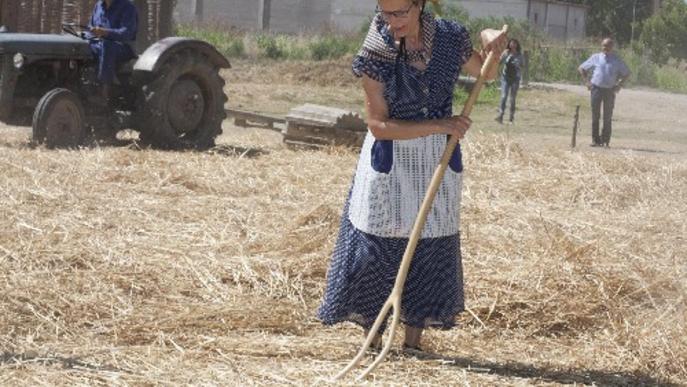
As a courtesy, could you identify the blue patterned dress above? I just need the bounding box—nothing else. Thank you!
[317,14,474,330]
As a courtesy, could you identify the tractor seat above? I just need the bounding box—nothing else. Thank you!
[113,56,139,85]
[117,56,138,75]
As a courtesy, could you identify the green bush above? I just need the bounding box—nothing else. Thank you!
[309,36,359,61]
[175,17,687,94]
[619,46,658,88]
[527,46,591,83]
[176,25,245,58]
[256,34,283,59]
[655,65,687,93]
[453,82,500,107]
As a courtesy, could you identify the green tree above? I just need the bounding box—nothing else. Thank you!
[568,0,654,45]
[639,0,687,63]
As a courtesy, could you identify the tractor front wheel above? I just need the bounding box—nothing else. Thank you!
[32,88,86,149]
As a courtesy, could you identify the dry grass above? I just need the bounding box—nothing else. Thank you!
[1,61,686,385]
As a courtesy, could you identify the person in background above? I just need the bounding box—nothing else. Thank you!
[578,38,631,147]
[87,0,138,107]
[495,38,523,124]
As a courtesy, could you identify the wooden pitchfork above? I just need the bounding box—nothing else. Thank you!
[334,25,509,381]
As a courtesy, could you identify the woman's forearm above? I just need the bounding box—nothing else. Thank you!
[367,118,446,140]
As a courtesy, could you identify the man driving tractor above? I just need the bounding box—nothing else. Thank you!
[87,0,138,107]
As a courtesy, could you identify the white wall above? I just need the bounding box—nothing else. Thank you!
[175,0,261,30]
[173,0,587,39]
[546,3,568,40]
[529,1,547,29]
[457,0,529,20]
[528,1,587,41]
[567,7,586,40]
[269,0,331,33]
[330,0,375,33]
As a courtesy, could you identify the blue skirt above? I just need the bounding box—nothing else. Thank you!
[317,197,464,330]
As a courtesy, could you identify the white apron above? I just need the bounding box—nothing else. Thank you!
[348,131,463,239]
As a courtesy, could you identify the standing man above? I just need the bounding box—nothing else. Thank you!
[578,38,631,147]
[88,0,138,107]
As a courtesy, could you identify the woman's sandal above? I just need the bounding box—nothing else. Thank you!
[401,343,425,357]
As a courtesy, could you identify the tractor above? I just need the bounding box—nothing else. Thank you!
[0,24,230,149]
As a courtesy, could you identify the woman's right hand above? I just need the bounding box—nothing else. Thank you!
[435,115,472,138]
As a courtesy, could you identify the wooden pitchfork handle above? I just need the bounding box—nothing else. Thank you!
[334,25,509,381]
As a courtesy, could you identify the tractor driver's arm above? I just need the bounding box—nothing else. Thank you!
[91,4,138,42]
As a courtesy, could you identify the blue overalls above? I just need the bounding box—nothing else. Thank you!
[88,0,138,84]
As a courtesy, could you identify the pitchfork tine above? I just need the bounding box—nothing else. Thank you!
[334,297,394,380]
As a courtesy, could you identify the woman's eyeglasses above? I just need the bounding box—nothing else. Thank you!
[375,3,414,20]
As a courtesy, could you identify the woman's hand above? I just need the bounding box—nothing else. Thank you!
[480,28,508,55]
[463,28,508,80]
[436,115,472,139]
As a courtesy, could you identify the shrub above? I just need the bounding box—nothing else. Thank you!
[256,34,283,59]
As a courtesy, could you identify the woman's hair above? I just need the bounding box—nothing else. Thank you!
[508,38,522,54]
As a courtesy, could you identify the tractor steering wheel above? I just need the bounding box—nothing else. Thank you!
[62,23,93,40]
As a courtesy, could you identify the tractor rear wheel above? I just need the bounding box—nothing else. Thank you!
[139,49,226,150]
[32,88,86,149]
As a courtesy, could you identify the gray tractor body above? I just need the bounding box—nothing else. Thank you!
[0,30,230,149]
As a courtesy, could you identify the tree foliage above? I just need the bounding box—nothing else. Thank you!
[555,0,654,45]
[639,0,687,63]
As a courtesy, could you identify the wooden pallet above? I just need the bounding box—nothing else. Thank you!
[226,105,368,148]
[284,104,367,148]
[226,108,285,131]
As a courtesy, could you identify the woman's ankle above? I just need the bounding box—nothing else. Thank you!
[403,326,423,349]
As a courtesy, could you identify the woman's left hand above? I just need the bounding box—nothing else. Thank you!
[480,28,508,56]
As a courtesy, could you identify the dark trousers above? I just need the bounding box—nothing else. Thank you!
[499,77,520,121]
[590,85,616,145]
[90,40,136,84]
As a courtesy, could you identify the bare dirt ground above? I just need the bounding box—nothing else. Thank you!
[526,82,687,155]
[1,59,685,386]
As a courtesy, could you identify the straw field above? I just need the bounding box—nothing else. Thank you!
[1,59,685,385]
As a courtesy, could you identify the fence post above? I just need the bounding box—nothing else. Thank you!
[571,105,580,149]
[523,50,530,87]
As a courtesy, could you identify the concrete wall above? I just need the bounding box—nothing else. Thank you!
[173,0,586,39]
[567,6,586,40]
[269,0,331,33]
[529,1,547,29]
[528,1,586,41]
[546,2,568,40]
[175,0,260,30]
[457,0,529,20]
[330,0,375,33]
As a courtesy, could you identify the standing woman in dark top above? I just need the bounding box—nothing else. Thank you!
[496,38,523,124]
[317,0,506,351]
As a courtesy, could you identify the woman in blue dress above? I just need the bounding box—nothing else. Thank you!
[318,0,506,351]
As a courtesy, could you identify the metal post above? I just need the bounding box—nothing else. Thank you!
[194,0,203,22]
[258,0,271,31]
[571,105,580,149]
[544,1,549,35]
[523,50,530,86]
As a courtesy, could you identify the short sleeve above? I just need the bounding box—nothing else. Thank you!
[579,55,595,71]
[444,20,473,67]
[352,55,392,83]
